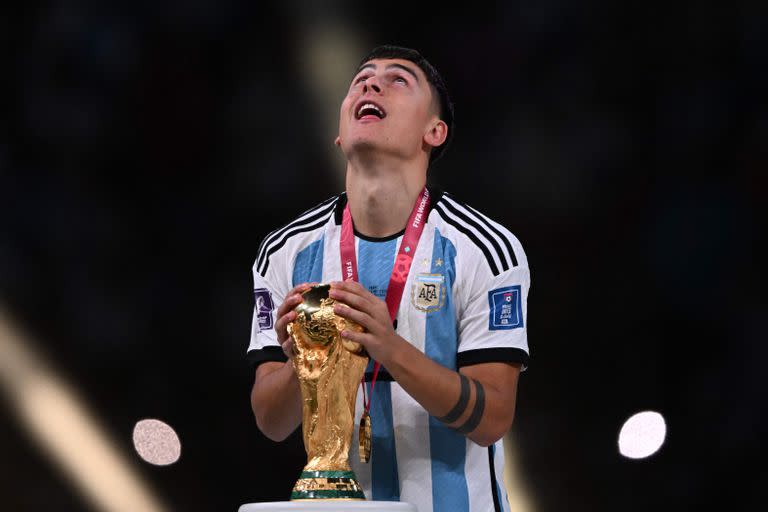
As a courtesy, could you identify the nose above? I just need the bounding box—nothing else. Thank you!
[362,76,381,94]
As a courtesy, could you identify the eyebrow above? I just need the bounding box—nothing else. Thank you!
[354,62,421,82]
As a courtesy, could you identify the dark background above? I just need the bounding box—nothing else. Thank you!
[1,1,766,511]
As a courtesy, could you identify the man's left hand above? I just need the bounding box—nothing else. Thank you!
[329,280,403,364]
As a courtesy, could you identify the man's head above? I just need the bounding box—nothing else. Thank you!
[336,45,454,167]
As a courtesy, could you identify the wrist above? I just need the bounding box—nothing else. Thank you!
[380,335,414,377]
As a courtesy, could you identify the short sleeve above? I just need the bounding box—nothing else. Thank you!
[456,263,530,370]
[246,262,290,368]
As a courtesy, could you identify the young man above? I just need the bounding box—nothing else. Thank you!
[248,45,530,512]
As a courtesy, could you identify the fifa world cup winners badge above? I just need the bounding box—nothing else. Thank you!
[287,284,369,500]
[488,285,524,331]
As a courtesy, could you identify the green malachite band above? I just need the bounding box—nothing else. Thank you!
[299,470,357,479]
[291,489,366,500]
[292,470,364,500]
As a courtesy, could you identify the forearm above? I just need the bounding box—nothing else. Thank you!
[385,340,461,418]
[328,281,519,446]
[250,361,302,441]
[385,338,517,446]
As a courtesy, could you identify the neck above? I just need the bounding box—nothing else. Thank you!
[345,158,427,238]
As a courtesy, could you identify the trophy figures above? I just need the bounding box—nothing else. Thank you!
[287,284,369,500]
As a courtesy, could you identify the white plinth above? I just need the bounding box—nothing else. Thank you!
[238,502,416,512]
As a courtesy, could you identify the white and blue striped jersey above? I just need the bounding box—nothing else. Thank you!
[247,188,530,512]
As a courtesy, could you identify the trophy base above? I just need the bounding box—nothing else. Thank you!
[290,470,365,500]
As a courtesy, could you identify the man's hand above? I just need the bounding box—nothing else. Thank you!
[328,280,405,365]
[275,282,317,359]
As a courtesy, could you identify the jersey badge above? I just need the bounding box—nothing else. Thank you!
[488,285,523,330]
[254,288,275,330]
[412,273,446,313]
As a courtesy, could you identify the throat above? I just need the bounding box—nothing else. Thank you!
[347,185,421,239]
[350,198,410,239]
[344,161,427,239]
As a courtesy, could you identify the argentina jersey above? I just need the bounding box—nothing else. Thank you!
[248,188,530,512]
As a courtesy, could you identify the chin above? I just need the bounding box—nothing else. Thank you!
[346,137,380,156]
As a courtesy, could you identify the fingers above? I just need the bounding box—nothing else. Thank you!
[330,281,393,335]
[275,309,297,344]
[333,302,372,329]
[330,281,381,315]
[340,327,369,345]
[276,293,303,319]
[328,287,371,312]
[281,337,295,360]
[330,280,375,301]
[275,282,316,343]
[276,282,316,318]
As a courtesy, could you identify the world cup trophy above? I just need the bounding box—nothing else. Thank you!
[287,284,369,500]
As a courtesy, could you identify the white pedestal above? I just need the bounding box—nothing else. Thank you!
[238,502,416,512]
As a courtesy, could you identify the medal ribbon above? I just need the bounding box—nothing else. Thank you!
[339,186,431,416]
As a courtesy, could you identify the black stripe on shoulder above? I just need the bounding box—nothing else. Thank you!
[256,199,338,275]
[257,196,339,256]
[256,195,339,270]
[426,185,445,205]
[433,203,501,276]
[445,193,518,267]
[256,195,338,267]
[439,196,510,273]
[333,192,347,225]
[259,213,334,275]
[247,346,288,369]
[457,348,529,368]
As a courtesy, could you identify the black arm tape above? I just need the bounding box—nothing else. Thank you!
[454,380,486,435]
[436,374,470,424]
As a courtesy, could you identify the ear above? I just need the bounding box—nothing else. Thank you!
[423,119,448,150]
[334,136,342,147]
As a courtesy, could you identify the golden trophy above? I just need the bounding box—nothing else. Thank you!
[287,284,369,500]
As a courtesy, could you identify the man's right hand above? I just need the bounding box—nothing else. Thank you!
[275,282,317,359]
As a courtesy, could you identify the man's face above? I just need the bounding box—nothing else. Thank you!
[337,58,440,162]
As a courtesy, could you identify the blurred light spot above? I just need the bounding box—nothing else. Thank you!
[298,22,365,179]
[132,419,181,466]
[618,410,666,459]
[503,432,536,512]
[0,306,168,512]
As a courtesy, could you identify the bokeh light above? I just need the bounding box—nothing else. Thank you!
[132,419,181,466]
[618,411,667,459]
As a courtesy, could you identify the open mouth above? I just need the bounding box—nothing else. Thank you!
[355,101,386,120]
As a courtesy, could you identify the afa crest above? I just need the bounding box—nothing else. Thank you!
[412,273,446,313]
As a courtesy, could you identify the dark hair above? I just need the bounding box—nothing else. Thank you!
[358,45,454,164]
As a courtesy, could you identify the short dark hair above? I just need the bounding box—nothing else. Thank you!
[358,45,454,164]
